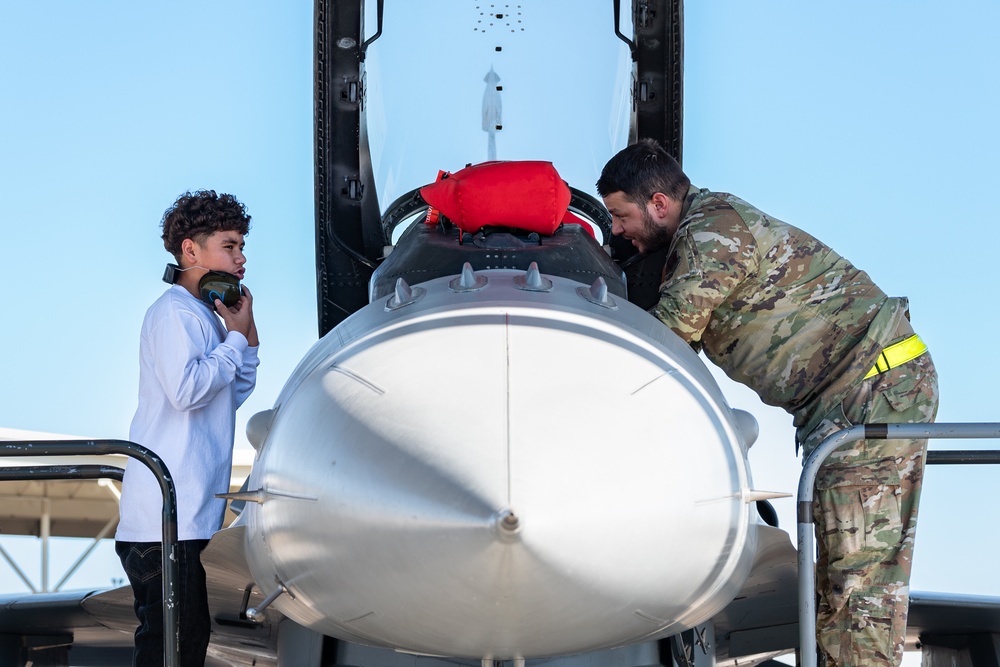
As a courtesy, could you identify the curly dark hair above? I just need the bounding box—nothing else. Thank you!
[161,190,252,259]
[596,138,690,207]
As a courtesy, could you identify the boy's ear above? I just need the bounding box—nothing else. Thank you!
[179,238,198,266]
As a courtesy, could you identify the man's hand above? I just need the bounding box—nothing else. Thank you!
[215,285,259,346]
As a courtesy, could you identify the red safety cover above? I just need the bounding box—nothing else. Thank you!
[420,161,572,235]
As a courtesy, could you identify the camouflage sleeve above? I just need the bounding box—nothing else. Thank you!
[649,211,758,348]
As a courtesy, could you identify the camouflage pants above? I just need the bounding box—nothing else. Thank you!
[798,352,939,667]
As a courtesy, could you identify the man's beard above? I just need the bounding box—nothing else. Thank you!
[636,206,673,254]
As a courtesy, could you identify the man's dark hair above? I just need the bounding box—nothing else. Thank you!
[596,138,691,207]
[161,190,252,259]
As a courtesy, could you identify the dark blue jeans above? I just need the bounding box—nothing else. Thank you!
[115,539,211,667]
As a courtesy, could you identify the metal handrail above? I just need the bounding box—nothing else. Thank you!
[0,440,179,667]
[0,464,126,482]
[796,423,1000,667]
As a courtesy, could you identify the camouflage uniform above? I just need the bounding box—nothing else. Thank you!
[650,187,939,667]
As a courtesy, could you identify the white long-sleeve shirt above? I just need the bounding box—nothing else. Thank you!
[116,284,259,542]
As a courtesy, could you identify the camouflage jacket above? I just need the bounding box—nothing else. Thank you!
[651,187,911,434]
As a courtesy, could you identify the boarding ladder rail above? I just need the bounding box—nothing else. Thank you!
[797,423,1000,667]
[0,439,179,667]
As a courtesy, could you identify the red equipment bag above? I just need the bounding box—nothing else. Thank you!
[420,161,575,236]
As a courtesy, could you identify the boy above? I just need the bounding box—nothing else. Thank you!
[115,190,260,666]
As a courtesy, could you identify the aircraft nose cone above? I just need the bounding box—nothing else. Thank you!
[243,273,753,659]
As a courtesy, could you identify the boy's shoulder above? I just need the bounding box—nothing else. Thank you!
[144,285,212,327]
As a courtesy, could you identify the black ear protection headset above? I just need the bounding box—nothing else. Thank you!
[163,264,242,307]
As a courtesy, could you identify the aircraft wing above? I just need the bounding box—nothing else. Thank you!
[907,591,1000,658]
[0,589,132,664]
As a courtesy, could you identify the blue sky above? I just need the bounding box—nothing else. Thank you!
[1,0,998,650]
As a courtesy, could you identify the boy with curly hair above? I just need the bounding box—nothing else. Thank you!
[115,190,260,666]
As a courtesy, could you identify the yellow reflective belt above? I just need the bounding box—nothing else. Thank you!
[863,334,928,380]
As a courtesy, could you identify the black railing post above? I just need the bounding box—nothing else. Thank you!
[0,439,180,667]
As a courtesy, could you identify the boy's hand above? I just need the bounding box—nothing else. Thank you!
[215,285,258,346]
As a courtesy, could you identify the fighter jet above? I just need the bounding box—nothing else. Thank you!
[1,2,999,666]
